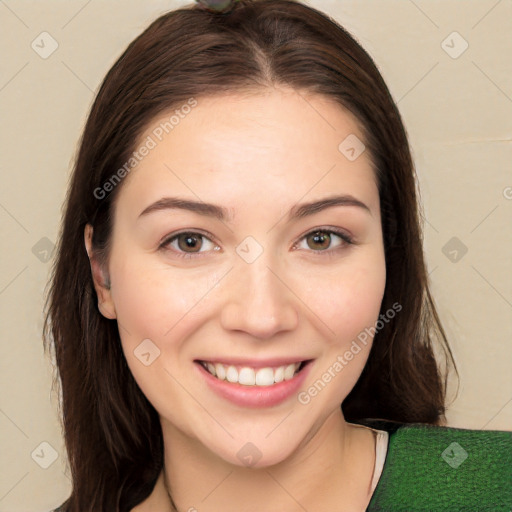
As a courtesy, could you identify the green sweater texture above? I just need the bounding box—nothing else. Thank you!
[362,419,512,511]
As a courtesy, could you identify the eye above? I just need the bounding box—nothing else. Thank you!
[159,227,354,260]
[159,231,220,259]
[293,228,353,254]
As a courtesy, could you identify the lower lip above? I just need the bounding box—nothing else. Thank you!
[195,360,313,408]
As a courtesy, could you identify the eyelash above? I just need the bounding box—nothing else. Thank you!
[159,228,354,260]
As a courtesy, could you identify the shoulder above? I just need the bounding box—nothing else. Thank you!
[363,419,512,511]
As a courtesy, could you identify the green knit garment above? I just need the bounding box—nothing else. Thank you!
[364,421,512,511]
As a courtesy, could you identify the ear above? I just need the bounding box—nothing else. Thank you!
[84,224,117,319]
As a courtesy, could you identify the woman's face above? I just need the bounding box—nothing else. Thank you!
[88,87,386,467]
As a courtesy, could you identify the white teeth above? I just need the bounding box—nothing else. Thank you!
[201,361,303,386]
[206,362,216,376]
[274,366,284,383]
[214,363,226,380]
[226,365,238,383]
[284,363,296,380]
[239,367,256,385]
[255,367,274,386]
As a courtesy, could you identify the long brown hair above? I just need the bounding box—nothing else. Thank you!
[43,0,457,510]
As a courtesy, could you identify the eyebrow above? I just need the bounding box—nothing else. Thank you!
[137,194,371,222]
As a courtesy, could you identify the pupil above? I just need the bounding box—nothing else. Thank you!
[179,234,201,252]
[310,231,330,250]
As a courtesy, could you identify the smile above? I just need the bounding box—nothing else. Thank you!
[199,360,306,386]
[194,358,314,408]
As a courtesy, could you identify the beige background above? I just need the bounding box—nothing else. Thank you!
[1,0,511,510]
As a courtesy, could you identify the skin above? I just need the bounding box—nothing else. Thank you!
[85,86,387,511]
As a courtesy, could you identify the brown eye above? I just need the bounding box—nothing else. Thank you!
[294,228,353,255]
[306,231,332,251]
[160,231,219,259]
[176,233,204,253]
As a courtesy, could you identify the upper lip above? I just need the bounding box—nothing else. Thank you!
[195,357,313,369]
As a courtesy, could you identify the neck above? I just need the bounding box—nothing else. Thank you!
[159,410,376,512]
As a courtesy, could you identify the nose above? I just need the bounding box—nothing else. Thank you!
[220,254,299,339]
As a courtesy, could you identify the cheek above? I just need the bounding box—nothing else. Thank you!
[110,246,386,352]
[298,256,386,402]
[108,255,215,418]
[303,255,386,345]
[109,253,218,342]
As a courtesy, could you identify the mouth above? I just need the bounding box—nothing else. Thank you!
[195,359,312,387]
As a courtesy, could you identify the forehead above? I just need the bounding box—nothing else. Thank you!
[115,87,377,220]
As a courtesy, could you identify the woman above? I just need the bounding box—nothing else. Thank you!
[44,0,511,510]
